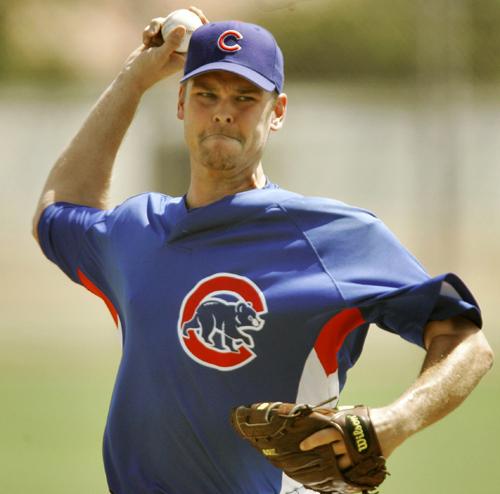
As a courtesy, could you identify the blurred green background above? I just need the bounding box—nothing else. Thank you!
[1,0,499,492]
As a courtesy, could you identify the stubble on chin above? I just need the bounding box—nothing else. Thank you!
[198,140,243,171]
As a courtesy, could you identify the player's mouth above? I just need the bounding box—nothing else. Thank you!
[201,132,242,143]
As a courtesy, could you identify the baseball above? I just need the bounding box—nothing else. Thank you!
[161,9,203,53]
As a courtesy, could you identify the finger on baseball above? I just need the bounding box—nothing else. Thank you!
[148,17,166,35]
[161,25,186,51]
[143,17,166,46]
[189,6,209,24]
[299,427,343,451]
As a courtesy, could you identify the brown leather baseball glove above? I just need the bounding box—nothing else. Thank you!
[230,400,388,494]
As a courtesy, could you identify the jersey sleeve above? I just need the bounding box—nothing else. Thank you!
[281,197,482,348]
[37,194,170,329]
[37,202,114,285]
[36,199,133,331]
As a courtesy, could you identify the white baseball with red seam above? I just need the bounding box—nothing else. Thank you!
[161,9,203,53]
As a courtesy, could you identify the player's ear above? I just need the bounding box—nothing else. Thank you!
[270,93,287,131]
[177,83,187,120]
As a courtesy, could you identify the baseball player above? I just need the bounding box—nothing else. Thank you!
[33,8,493,494]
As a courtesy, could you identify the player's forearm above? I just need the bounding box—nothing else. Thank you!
[371,325,493,457]
[34,73,142,214]
[32,21,190,241]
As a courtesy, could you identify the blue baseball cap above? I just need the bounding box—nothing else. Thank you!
[181,21,284,93]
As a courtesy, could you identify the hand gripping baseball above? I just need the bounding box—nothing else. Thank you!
[142,7,208,49]
[120,7,208,93]
[230,400,388,494]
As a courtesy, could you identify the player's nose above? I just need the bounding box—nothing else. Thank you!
[213,112,234,124]
[212,101,234,124]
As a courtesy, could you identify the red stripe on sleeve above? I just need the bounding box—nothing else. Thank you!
[77,268,119,328]
[314,308,366,376]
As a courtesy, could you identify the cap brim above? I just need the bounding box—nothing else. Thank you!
[181,62,276,92]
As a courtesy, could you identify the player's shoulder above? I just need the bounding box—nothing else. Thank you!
[115,191,174,210]
[88,192,184,240]
[277,191,379,227]
[108,192,181,221]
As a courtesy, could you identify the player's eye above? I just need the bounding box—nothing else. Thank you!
[197,92,216,99]
[236,96,255,102]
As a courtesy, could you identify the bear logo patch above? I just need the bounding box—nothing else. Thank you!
[178,273,268,371]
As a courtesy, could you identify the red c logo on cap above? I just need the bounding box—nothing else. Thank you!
[218,30,243,52]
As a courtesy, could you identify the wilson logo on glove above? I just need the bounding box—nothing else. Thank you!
[346,415,369,453]
[178,273,267,371]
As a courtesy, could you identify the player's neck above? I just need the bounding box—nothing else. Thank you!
[185,163,266,209]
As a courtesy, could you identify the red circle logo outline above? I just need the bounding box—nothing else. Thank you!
[178,273,267,371]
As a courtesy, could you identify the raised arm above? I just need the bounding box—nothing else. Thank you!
[32,17,192,241]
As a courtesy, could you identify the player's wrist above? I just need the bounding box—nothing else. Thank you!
[369,406,411,458]
[117,45,165,95]
[113,67,148,99]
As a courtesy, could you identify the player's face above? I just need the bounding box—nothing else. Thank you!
[177,71,286,172]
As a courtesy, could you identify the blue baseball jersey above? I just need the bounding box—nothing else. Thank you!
[37,182,481,494]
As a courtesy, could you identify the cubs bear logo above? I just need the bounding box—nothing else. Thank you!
[217,30,244,52]
[178,273,267,371]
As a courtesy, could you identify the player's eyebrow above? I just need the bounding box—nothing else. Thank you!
[191,81,216,91]
[235,87,262,95]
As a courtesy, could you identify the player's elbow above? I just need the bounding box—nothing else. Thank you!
[478,335,494,372]
[32,202,49,245]
[32,212,41,244]
[32,198,54,245]
[470,330,494,375]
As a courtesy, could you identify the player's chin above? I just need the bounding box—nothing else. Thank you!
[199,151,240,171]
[200,144,243,168]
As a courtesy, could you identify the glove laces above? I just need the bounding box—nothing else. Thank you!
[264,396,339,422]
